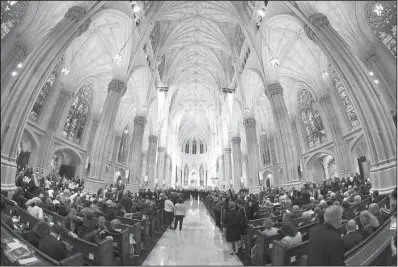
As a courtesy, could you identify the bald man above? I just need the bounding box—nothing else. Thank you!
[306,205,345,266]
[368,203,385,225]
[342,219,363,252]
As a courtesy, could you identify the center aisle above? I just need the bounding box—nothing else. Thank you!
[143,198,243,265]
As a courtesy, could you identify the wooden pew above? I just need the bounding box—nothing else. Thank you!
[116,216,150,250]
[255,231,283,265]
[271,240,309,266]
[1,220,84,266]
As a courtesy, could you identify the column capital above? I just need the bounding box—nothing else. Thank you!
[319,94,332,104]
[134,116,147,126]
[303,24,316,42]
[64,6,87,22]
[108,79,127,95]
[243,117,256,127]
[268,83,283,96]
[14,41,27,58]
[309,13,330,28]
[158,146,166,153]
[231,136,241,144]
[223,148,232,153]
[148,135,158,142]
[78,18,91,37]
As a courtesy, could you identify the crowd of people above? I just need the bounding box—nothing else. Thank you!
[204,174,397,265]
[1,166,396,265]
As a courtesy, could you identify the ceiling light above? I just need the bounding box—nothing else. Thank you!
[113,53,122,64]
[8,1,17,5]
[61,67,70,75]
[257,8,266,18]
[373,3,384,16]
[321,70,329,79]
[17,63,23,68]
[133,5,141,13]
[374,79,379,84]
[11,71,17,77]
[368,71,374,76]
[244,108,250,113]
[270,56,280,67]
[261,129,266,135]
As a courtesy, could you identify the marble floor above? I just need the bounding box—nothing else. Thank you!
[143,198,243,266]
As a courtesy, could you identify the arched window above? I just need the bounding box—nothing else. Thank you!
[185,142,189,154]
[192,139,197,154]
[118,126,129,164]
[1,1,28,40]
[62,84,92,143]
[298,89,327,148]
[328,62,360,127]
[366,1,397,58]
[200,141,204,154]
[29,57,64,121]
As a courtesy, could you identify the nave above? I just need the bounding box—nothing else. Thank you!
[144,198,242,266]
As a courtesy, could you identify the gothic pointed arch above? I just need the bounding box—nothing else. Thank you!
[192,138,197,154]
[61,83,93,144]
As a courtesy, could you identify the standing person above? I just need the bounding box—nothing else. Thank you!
[164,196,175,229]
[306,205,345,266]
[223,202,243,255]
[173,198,186,231]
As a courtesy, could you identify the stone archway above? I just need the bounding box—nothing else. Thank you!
[113,168,126,184]
[351,135,371,180]
[306,152,336,182]
[51,147,82,178]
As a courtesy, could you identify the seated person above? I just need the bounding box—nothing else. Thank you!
[61,208,82,238]
[298,212,312,227]
[261,218,278,236]
[342,219,363,252]
[342,201,355,221]
[291,205,302,220]
[23,219,49,247]
[26,197,44,219]
[1,199,15,229]
[311,207,324,224]
[90,199,102,213]
[359,210,380,239]
[280,223,302,246]
[368,203,385,226]
[352,195,366,214]
[78,208,97,239]
[38,224,68,261]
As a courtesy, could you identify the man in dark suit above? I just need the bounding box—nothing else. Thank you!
[368,203,385,225]
[39,224,68,261]
[342,219,363,252]
[306,205,345,266]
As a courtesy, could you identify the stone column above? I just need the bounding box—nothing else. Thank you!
[267,83,299,184]
[164,154,171,187]
[156,147,166,187]
[86,115,100,158]
[36,89,73,173]
[147,135,158,188]
[0,4,104,196]
[243,154,249,187]
[243,117,261,188]
[86,79,126,193]
[291,120,302,161]
[218,155,225,188]
[140,152,147,186]
[224,148,232,187]
[267,137,279,185]
[307,13,396,194]
[231,137,243,189]
[127,116,146,188]
[110,134,122,183]
[1,41,28,107]
[319,94,353,176]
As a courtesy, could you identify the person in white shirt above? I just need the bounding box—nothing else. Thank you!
[280,222,302,247]
[26,197,44,220]
[173,198,186,231]
[164,196,175,229]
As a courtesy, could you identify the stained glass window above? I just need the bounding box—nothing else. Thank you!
[192,139,197,154]
[328,62,360,127]
[1,1,28,40]
[185,142,189,154]
[29,57,64,121]
[200,142,204,154]
[298,89,327,148]
[366,1,397,58]
[118,126,129,164]
[61,84,92,143]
